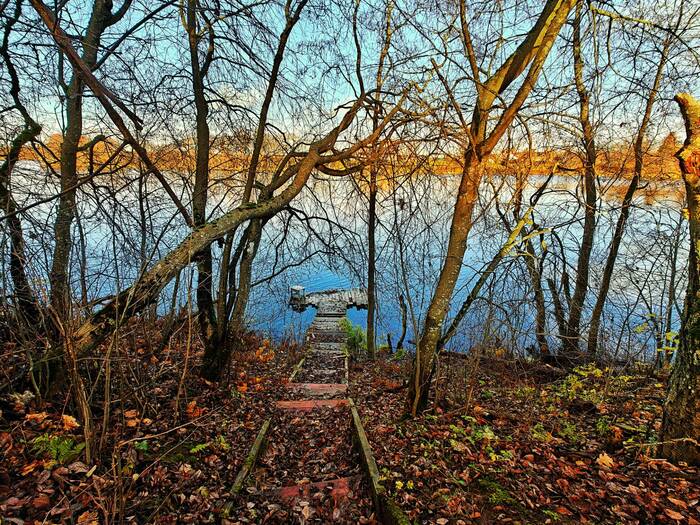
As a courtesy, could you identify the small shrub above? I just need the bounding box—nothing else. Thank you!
[530,423,552,442]
[339,317,367,358]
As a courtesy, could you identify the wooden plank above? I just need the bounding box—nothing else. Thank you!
[286,382,347,396]
[231,418,271,493]
[348,398,410,525]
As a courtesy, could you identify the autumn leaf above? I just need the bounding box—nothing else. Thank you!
[186,400,204,419]
[237,383,248,393]
[667,496,687,509]
[596,452,614,468]
[123,409,138,418]
[665,508,685,521]
[62,414,80,430]
[77,510,99,524]
[21,460,43,475]
[25,412,48,423]
[32,494,51,509]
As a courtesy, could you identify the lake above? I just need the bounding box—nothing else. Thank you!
[1,162,687,359]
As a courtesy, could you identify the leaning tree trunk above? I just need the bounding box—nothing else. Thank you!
[660,93,700,466]
[408,152,481,414]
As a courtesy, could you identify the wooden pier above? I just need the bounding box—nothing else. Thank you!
[226,287,410,523]
[289,286,368,313]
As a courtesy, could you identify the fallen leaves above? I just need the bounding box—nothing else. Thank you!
[596,452,615,468]
[31,494,51,509]
[664,508,685,521]
[349,355,700,524]
[77,510,99,524]
[25,412,48,423]
[62,414,80,430]
[186,400,205,419]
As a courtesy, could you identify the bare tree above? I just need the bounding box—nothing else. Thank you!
[407,0,577,415]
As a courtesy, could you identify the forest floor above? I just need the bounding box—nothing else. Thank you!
[0,327,305,523]
[1,328,699,524]
[351,354,700,524]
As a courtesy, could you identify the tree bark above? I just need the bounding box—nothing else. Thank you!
[0,0,43,325]
[49,0,122,321]
[660,93,700,465]
[183,0,216,367]
[367,168,378,358]
[587,37,670,357]
[563,1,596,356]
[406,0,576,415]
[0,124,42,324]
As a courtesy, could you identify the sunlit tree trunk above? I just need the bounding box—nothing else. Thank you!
[660,93,700,466]
[407,0,576,415]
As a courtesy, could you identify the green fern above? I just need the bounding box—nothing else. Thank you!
[31,434,85,464]
[189,442,209,454]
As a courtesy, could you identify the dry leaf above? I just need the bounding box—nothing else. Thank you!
[665,508,685,521]
[21,460,42,475]
[25,412,48,423]
[596,452,614,468]
[186,400,204,419]
[32,494,51,509]
[77,510,99,524]
[124,409,138,418]
[62,414,80,430]
[668,496,687,509]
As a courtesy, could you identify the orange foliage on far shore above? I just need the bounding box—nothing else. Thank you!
[16,132,682,182]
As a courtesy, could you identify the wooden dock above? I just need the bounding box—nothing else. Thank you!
[289,287,368,314]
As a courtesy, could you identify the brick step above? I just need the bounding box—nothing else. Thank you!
[286,383,347,396]
[275,399,349,410]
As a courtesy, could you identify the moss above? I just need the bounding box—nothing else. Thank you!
[478,479,516,505]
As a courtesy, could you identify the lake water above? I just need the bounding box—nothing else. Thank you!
[1,162,687,358]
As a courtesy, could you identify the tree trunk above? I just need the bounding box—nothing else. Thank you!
[408,152,481,414]
[184,0,216,371]
[406,0,576,415]
[587,37,670,356]
[0,124,43,325]
[367,168,377,359]
[563,1,597,356]
[0,0,43,326]
[523,237,550,355]
[660,93,700,465]
[49,0,118,321]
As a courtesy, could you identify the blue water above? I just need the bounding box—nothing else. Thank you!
[2,163,687,358]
